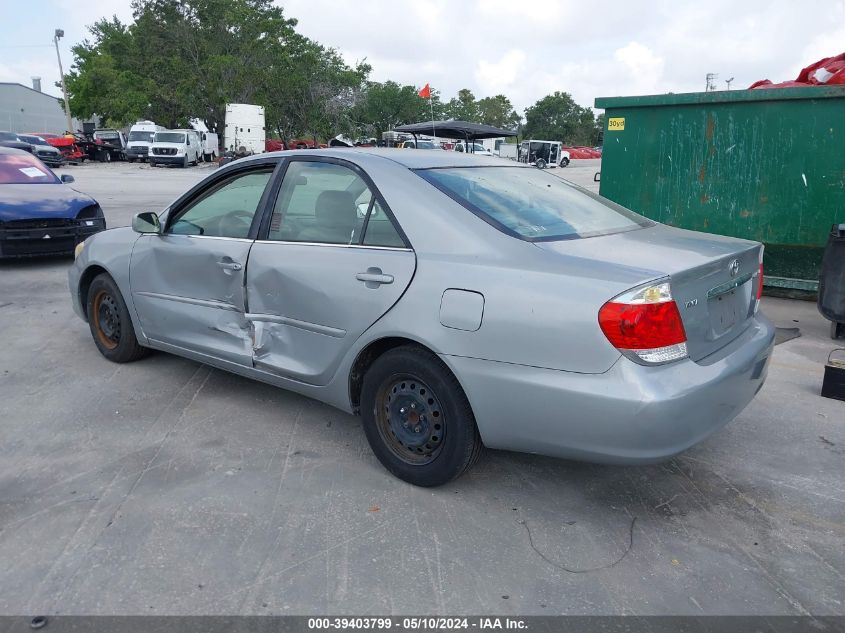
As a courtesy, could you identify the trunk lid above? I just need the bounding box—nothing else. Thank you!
[536,224,762,361]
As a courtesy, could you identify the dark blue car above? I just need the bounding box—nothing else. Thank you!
[0,147,105,257]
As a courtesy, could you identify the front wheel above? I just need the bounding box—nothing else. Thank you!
[560,157,570,167]
[86,274,149,363]
[360,346,483,486]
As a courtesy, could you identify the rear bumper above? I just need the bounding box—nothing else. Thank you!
[443,314,775,464]
[0,222,105,258]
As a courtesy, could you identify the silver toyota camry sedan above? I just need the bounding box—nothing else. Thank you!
[68,149,774,486]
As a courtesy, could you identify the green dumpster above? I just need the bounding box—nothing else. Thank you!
[594,86,845,294]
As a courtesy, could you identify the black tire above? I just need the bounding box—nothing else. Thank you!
[832,321,845,340]
[535,158,547,169]
[86,274,149,363]
[127,157,136,163]
[360,345,483,487]
[181,155,188,168]
[149,160,156,167]
[560,157,570,167]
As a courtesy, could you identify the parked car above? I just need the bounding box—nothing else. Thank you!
[453,141,493,156]
[17,134,65,167]
[125,120,165,162]
[68,149,774,486]
[91,128,127,162]
[0,148,104,257]
[0,131,33,153]
[149,130,201,168]
[199,131,219,162]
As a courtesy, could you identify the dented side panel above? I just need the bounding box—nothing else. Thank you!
[129,234,254,365]
[246,242,416,385]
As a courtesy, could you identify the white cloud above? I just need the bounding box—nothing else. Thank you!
[475,50,527,94]
[1,0,842,116]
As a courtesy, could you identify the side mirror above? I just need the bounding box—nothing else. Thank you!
[60,174,75,184]
[132,211,161,234]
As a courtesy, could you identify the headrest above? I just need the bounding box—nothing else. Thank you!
[315,190,357,226]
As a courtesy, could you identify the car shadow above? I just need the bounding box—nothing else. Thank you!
[0,254,74,269]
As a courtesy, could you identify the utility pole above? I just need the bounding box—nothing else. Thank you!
[53,29,73,134]
[725,76,735,90]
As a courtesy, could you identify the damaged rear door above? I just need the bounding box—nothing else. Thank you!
[130,166,276,364]
[246,158,415,385]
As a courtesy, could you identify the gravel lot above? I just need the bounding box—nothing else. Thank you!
[0,157,842,616]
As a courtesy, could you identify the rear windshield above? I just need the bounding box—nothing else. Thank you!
[0,154,59,184]
[418,167,651,241]
[155,132,185,143]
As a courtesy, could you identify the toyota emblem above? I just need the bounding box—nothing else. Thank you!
[729,259,740,277]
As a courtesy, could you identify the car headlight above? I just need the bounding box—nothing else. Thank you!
[74,240,86,259]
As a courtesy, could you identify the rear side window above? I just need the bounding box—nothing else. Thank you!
[269,160,405,247]
[418,167,650,241]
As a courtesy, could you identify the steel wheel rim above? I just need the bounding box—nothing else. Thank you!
[375,374,445,465]
[93,290,120,350]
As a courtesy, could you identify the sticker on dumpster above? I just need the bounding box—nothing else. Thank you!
[608,117,625,131]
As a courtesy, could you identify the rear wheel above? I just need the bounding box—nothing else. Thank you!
[535,158,547,169]
[560,157,570,167]
[86,274,149,363]
[182,155,188,168]
[832,321,845,340]
[361,346,483,487]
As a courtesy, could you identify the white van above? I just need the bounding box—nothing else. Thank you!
[126,120,165,162]
[199,132,219,162]
[149,129,201,168]
[224,103,265,155]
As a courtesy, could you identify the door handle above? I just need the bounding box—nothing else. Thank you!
[218,260,243,271]
[356,267,394,287]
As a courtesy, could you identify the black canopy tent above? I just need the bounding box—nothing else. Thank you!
[392,120,517,152]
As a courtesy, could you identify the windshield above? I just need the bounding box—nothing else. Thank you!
[416,141,438,149]
[128,130,155,142]
[418,167,651,241]
[19,135,48,145]
[0,153,60,184]
[155,132,185,144]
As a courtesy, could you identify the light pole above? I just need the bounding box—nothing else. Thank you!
[53,29,73,134]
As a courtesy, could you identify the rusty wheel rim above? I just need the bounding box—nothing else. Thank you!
[375,374,445,465]
[92,290,120,350]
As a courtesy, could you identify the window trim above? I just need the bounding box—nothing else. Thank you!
[415,166,653,243]
[256,155,411,249]
[162,159,283,239]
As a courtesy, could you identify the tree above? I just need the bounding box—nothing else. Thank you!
[350,81,444,139]
[476,94,520,130]
[446,88,479,122]
[522,91,599,145]
[64,0,368,140]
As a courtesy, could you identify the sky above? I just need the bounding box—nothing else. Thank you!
[0,0,843,113]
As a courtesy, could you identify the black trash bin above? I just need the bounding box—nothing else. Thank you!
[818,223,845,339]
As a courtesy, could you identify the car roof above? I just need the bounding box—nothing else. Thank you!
[238,147,525,170]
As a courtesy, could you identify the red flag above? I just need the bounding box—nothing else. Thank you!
[418,83,431,98]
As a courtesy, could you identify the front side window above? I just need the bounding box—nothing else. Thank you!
[268,161,404,247]
[168,169,272,238]
[418,167,650,241]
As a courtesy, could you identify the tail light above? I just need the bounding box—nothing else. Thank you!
[598,280,688,365]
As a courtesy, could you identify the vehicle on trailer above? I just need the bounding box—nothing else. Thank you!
[68,148,774,487]
[149,130,201,168]
[224,103,265,155]
[0,131,33,153]
[519,139,561,168]
[0,147,104,258]
[125,121,165,162]
[91,128,127,162]
[16,134,65,167]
